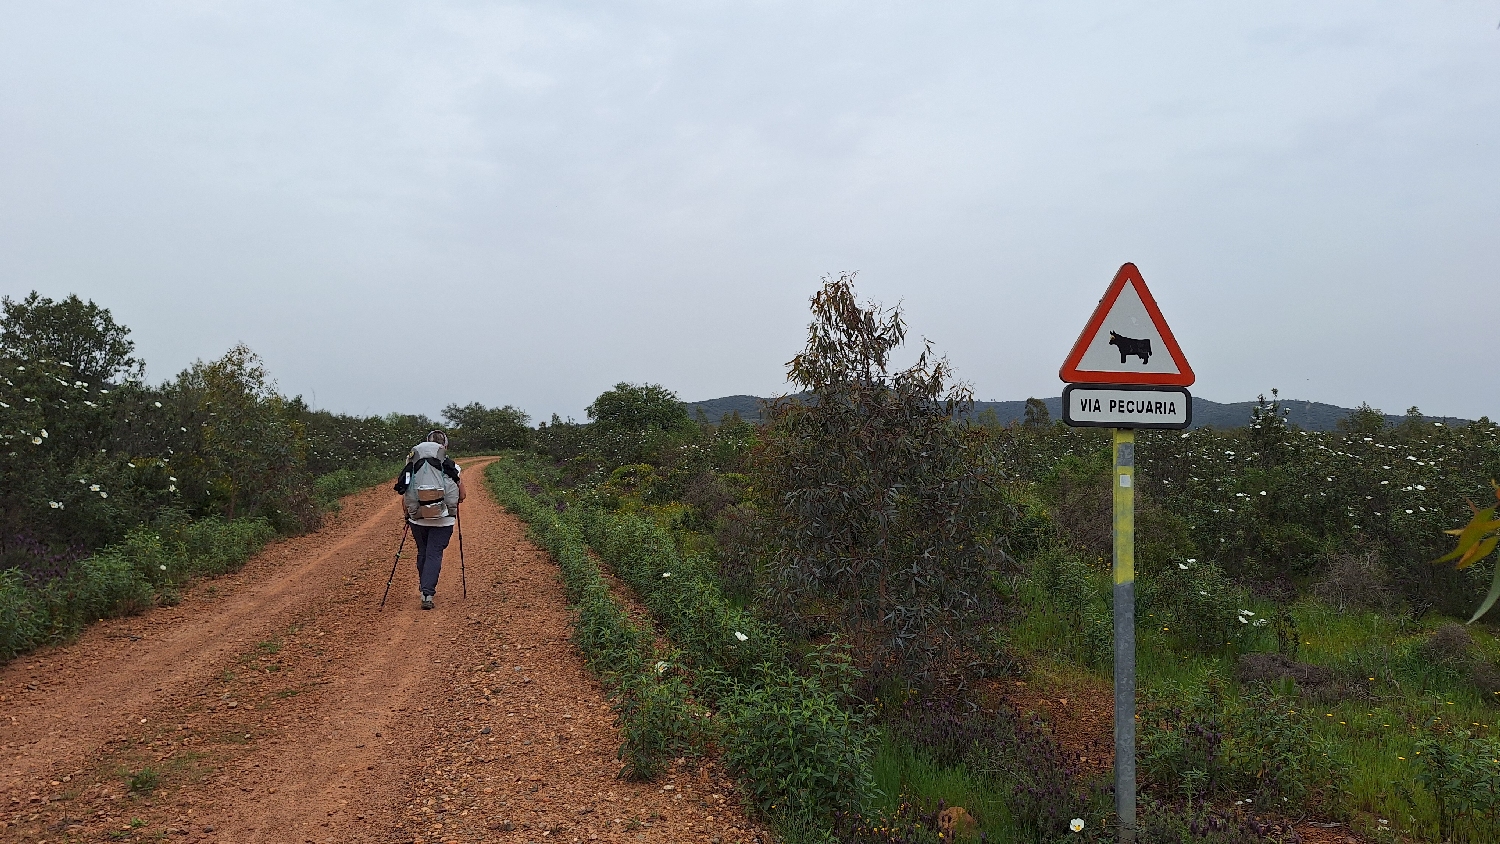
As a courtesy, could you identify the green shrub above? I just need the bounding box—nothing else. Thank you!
[1135,797,1302,843]
[1030,548,1114,667]
[574,508,784,679]
[614,667,705,781]
[1414,727,1500,843]
[490,455,878,831]
[72,550,154,620]
[0,568,46,661]
[128,767,159,794]
[441,402,531,452]
[486,460,701,779]
[721,663,878,823]
[173,517,275,578]
[313,463,400,510]
[0,513,275,663]
[1140,676,1335,809]
[1141,558,1261,654]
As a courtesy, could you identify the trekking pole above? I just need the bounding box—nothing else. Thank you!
[379,519,411,610]
[457,505,467,599]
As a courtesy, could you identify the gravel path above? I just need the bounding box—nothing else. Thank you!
[0,457,763,844]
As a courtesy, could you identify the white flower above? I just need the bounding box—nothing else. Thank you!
[1178,563,1189,570]
[1239,609,1255,617]
[0,402,8,408]
[168,485,177,492]
[1186,558,1196,563]
[1415,484,1426,491]
[159,564,167,571]
[654,660,669,674]
[662,572,671,578]
[89,484,100,492]
[1199,591,1208,596]
[31,436,42,445]
[1070,818,1085,832]
[127,462,135,468]
[99,491,108,498]
[154,401,162,408]
[1258,490,1267,496]
[169,476,177,482]
[1238,615,1249,624]
[48,500,62,509]
[734,631,748,642]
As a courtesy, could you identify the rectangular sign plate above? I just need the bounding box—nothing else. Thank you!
[1062,384,1192,429]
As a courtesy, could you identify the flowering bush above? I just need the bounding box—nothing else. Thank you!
[1,293,422,662]
[991,395,1500,616]
[1140,559,1263,654]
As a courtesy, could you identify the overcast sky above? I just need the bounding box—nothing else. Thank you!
[2,2,1497,422]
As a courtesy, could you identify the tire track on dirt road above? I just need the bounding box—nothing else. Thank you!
[1,457,763,844]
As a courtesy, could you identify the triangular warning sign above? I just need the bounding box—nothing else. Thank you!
[1059,263,1194,386]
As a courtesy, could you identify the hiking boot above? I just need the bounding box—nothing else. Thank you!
[421,594,434,611]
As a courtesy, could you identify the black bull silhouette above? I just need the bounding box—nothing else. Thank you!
[1109,331,1152,364]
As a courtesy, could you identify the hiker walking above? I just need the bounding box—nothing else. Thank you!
[393,430,465,610]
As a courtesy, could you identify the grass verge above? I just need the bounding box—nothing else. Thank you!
[487,453,877,837]
[1,463,397,663]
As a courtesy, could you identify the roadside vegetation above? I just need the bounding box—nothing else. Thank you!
[0,292,444,660]
[492,274,1500,843]
[10,277,1500,842]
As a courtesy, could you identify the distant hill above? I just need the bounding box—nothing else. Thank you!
[684,394,1472,432]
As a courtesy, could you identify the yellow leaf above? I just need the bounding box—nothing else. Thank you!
[1457,536,1500,571]
[1455,507,1497,546]
[1436,507,1500,565]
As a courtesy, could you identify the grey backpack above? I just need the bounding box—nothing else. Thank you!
[400,441,460,520]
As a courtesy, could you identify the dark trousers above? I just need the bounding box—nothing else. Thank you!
[411,524,454,597]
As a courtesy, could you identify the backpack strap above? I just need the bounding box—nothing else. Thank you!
[408,456,460,483]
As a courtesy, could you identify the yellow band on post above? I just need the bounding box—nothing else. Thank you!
[1113,428,1135,586]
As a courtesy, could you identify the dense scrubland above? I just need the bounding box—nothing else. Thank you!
[7,281,1500,843]
[491,275,1500,844]
[0,292,527,658]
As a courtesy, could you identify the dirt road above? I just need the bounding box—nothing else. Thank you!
[1,458,761,844]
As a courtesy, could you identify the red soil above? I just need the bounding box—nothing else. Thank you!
[0,458,765,844]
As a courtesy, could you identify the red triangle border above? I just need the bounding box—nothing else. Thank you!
[1059,263,1195,387]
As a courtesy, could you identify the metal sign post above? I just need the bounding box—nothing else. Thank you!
[1058,263,1193,843]
[1112,428,1136,842]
